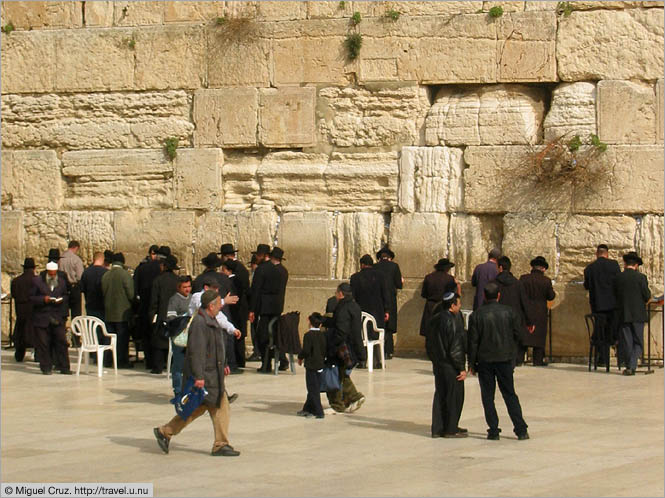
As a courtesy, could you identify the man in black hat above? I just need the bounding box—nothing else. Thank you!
[492,256,528,366]
[615,251,651,376]
[149,255,180,374]
[374,247,403,359]
[519,256,556,366]
[471,248,501,310]
[350,254,389,368]
[420,258,460,338]
[11,258,37,362]
[133,244,162,369]
[220,243,250,366]
[583,244,621,367]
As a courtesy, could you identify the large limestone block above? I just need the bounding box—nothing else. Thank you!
[657,79,664,143]
[325,152,399,212]
[335,213,386,279]
[597,80,657,144]
[1,211,24,275]
[502,213,557,279]
[221,154,261,210]
[207,26,271,87]
[448,214,503,282]
[568,1,644,9]
[543,82,597,141]
[0,1,81,29]
[115,210,195,272]
[62,149,173,210]
[388,213,450,279]
[278,212,333,278]
[637,215,665,291]
[354,2,483,16]
[174,149,223,210]
[273,36,350,85]
[193,88,258,148]
[135,26,206,90]
[54,29,135,92]
[84,2,114,27]
[1,30,56,94]
[398,147,464,213]
[257,1,306,20]
[306,1,354,19]
[572,146,664,214]
[425,85,547,146]
[163,2,224,23]
[113,2,163,26]
[549,283,594,357]
[558,215,636,282]
[318,86,429,149]
[235,211,278,265]
[259,87,316,148]
[557,9,664,81]
[463,146,573,213]
[24,211,70,269]
[1,91,193,150]
[67,212,115,265]
[484,2,525,12]
[1,150,63,210]
[524,1,558,10]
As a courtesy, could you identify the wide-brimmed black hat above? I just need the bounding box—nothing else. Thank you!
[376,246,395,260]
[112,252,126,264]
[270,247,286,260]
[623,251,643,266]
[530,256,549,270]
[201,252,223,268]
[219,243,238,255]
[104,250,114,264]
[434,258,454,271]
[255,243,271,255]
[46,248,61,261]
[157,246,171,259]
[360,254,374,266]
[164,255,179,271]
[22,258,36,269]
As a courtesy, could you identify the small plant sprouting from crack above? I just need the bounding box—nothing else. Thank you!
[164,137,179,162]
[350,11,362,26]
[488,6,504,18]
[1,22,15,35]
[345,32,363,60]
[386,9,400,21]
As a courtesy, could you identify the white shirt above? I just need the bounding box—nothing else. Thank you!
[189,290,236,335]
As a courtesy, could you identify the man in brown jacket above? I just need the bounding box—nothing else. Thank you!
[154,290,239,457]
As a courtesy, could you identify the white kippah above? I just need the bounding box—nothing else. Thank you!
[442,292,455,301]
[46,262,58,271]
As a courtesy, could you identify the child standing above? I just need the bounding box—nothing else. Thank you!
[297,312,327,418]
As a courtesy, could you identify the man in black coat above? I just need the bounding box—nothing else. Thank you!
[583,244,621,366]
[615,251,651,376]
[220,243,250,364]
[149,255,180,374]
[420,258,460,337]
[426,292,467,438]
[80,251,107,321]
[519,256,556,366]
[350,254,389,343]
[374,247,403,359]
[133,244,161,368]
[493,256,528,366]
[468,282,528,441]
[30,261,72,375]
[11,258,37,362]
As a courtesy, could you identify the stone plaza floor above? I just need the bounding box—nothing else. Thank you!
[1,349,663,497]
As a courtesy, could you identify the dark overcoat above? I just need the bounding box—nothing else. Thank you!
[350,267,389,333]
[374,259,403,334]
[185,309,226,407]
[471,260,499,310]
[133,259,161,315]
[30,274,69,328]
[11,271,36,347]
[419,271,457,336]
[519,270,555,348]
[249,261,283,316]
[149,270,179,349]
[614,268,650,323]
[494,271,528,344]
[583,257,621,313]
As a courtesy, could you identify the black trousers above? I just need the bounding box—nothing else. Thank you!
[477,361,528,437]
[302,369,324,417]
[34,323,70,373]
[68,284,82,319]
[620,322,644,371]
[13,315,31,362]
[225,333,237,370]
[137,312,153,368]
[432,364,464,436]
[518,345,546,365]
[385,331,395,356]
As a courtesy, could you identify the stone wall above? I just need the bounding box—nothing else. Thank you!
[1,1,664,359]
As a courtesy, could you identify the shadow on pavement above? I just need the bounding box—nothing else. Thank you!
[108,388,172,405]
[245,400,304,417]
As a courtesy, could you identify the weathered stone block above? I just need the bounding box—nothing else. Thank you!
[557,9,664,81]
[67,212,115,265]
[355,2,483,17]
[544,82,597,141]
[163,2,224,23]
[524,1,558,10]
[24,211,69,268]
[306,1,354,19]
[235,211,278,265]
[221,155,261,210]
[1,150,63,210]
[569,1,643,9]
[425,85,547,146]
[1,1,81,29]
[273,36,351,86]
[62,150,173,210]
[1,91,193,150]
[335,213,385,279]
[54,29,135,92]
[484,2,525,12]
[115,210,194,272]
[84,2,114,27]
[174,149,223,210]
[207,27,271,87]
[193,88,258,148]
[278,212,333,278]
[257,1,306,20]
[398,147,464,213]
[572,146,664,214]
[318,86,429,148]
[558,215,637,282]
[637,214,665,290]
[259,87,316,148]
[1,211,24,275]
[597,80,657,144]
[113,2,163,26]
[388,213,450,279]
[135,26,206,90]
[502,213,557,280]
[657,79,664,143]
[360,58,399,82]
[1,30,56,94]
[448,214,503,282]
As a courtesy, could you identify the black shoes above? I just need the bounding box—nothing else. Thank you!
[229,368,244,375]
[153,427,169,454]
[211,444,240,457]
[622,368,636,376]
[42,369,53,375]
[118,362,134,369]
[457,427,468,433]
[487,433,500,440]
[443,432,468,438]
[59,369,73,375]
[517,432,530,440]
[150,368,163,374]
[278,362,290,371]
[246,353,261,362]
[296,410,310,417]
[228,393,238,404]
[385,353,393,360]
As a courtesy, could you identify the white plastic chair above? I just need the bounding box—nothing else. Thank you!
[461,309,473,330]
[70,316,117,377]
[361,312,386,372]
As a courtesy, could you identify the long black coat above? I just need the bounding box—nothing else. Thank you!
[615,268,651,323]
[374,259,403,334]
[249,261,284,316]
[494,271,528,344]
[419,270,457,336]
[329,296,364,364]
[185,309,226,407]
[149,270,179,349]
[584,257,621,313]
[519,270,555,348]
[133,259,161,315]
[350,267,389,333]
[30,274,69,329]
[11,270,36,347]
[426,309,466,373]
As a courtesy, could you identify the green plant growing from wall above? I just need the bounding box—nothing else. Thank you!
[488,6,504,18]
[338,1,346,9]
[567,135,582,152]
[215,16,227,25]
[345,32,363,60]
[590,134,607,152]
[127,38,136,50]
[386,9,400,21]
[1,22,15,35]
[164,137,179,161]
[556,1,574,17]
[351,11,362,25]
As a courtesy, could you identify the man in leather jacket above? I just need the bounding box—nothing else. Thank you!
[468,282,529,441]
[426,292,467,438]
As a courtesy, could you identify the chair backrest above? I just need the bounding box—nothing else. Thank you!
[460,309,472,330]
[71,316,105,347]
[361,312,376,346]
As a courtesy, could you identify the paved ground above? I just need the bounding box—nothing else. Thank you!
[1,349,663,497]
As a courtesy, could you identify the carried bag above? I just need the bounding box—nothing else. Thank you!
[172,315,195,348]
[172,376,208,420]
[319,365,341,392]
[337,343,354,369]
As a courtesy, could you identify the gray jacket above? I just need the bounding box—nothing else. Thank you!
[185,309,226,407]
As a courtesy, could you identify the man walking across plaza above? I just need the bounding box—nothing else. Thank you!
[614,251,651,376]
[468,282,529,441]
[154,290,240,457]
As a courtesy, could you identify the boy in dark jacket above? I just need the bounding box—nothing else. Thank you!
[426,292,467,438]
[297,312,327,418]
